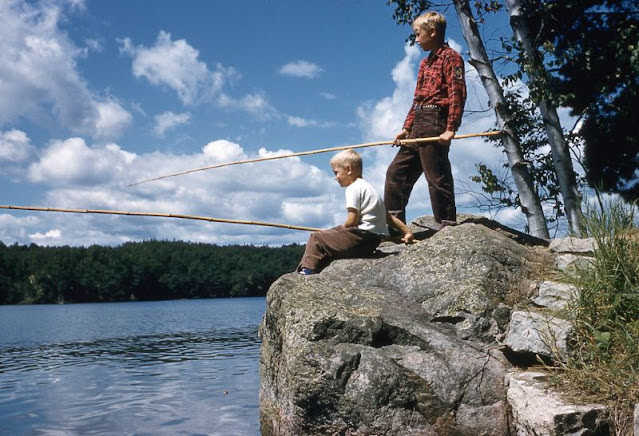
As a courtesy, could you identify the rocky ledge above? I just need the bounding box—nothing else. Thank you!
[259,216,612,435]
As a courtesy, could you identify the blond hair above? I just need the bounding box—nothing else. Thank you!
[330,149,362,172]
[413,12,447,42]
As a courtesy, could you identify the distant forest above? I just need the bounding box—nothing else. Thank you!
[0,240,305,305]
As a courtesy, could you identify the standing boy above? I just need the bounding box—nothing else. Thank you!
[297,149,413,275]
[384,11,467,228]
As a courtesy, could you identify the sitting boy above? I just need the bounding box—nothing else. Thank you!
[297,149,413,275]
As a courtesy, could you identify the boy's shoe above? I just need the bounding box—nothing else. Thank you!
[299,267,316,275]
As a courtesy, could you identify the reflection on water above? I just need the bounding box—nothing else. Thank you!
[0,298,265,436]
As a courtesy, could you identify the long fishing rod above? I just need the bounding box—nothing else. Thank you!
[0,205,321,232]
[129,130,502,187]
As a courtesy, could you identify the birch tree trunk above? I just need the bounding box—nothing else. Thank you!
[504,0,584,236]
[452,0,550,239]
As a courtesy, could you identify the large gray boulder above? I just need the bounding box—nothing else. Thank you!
[259,220,556,435]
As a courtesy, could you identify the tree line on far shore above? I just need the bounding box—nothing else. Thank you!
[0,240,305,305]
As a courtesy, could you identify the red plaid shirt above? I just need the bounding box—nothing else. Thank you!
[403,43,467,132]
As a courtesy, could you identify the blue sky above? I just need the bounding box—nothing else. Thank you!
[0,0,573,247]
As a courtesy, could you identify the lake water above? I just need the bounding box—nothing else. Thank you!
[0,297,265,436]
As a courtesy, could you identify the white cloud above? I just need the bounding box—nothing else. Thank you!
[153,111,191,137]
[29,228,62,243]
[0,0,131,139]
[448,39,463,54]
[0,213,39,244]
[28,137,136,186]
[287,116,315,127]
[0,128,37,181]
[279,60,323,79]
[95,98,133,140]
[0,129,36,163]
[286,116,335,128]
[281,197,335,228]
[120,31,281,117]
[217,92,276,117]
[201,139,245,162]
[121,31,236,106]
[4,135,341,246]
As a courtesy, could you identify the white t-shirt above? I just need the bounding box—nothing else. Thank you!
[345,178,388,235]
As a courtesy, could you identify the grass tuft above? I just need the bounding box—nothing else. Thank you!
[551,197,639,434]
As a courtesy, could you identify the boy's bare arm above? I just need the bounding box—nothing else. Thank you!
[344,208,359,228]
[386,212,414,243]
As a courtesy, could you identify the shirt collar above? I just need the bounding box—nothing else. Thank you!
[428,43,450,60]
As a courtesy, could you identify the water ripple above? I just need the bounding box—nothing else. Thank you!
[0,298,264,436]
[0,327,260,374]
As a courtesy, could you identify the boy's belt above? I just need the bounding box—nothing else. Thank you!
[413,104,440,112]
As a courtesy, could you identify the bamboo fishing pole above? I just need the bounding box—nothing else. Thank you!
[129,130,502,187]
[0,205,321,232]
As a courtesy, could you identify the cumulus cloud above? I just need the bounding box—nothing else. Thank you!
[0,0,131,139]
[202,139,245,162]
[119,30,281,118]
[28,137,136,186]
[279,60,323,79]
[0,129,37,180]
[281,197,335,229]
[153,111,191,137]
[0,129,36,163]
[29,228,62,242]
[121,31,237,106]
[95,98,133,140]
[0,213,40,245]
[4,135,341,246]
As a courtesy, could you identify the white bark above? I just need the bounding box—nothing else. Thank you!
[452,0,550,239]
[505,0,584,236]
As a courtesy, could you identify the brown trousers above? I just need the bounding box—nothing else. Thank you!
[297,226,381,273]
[384,107,456,223]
